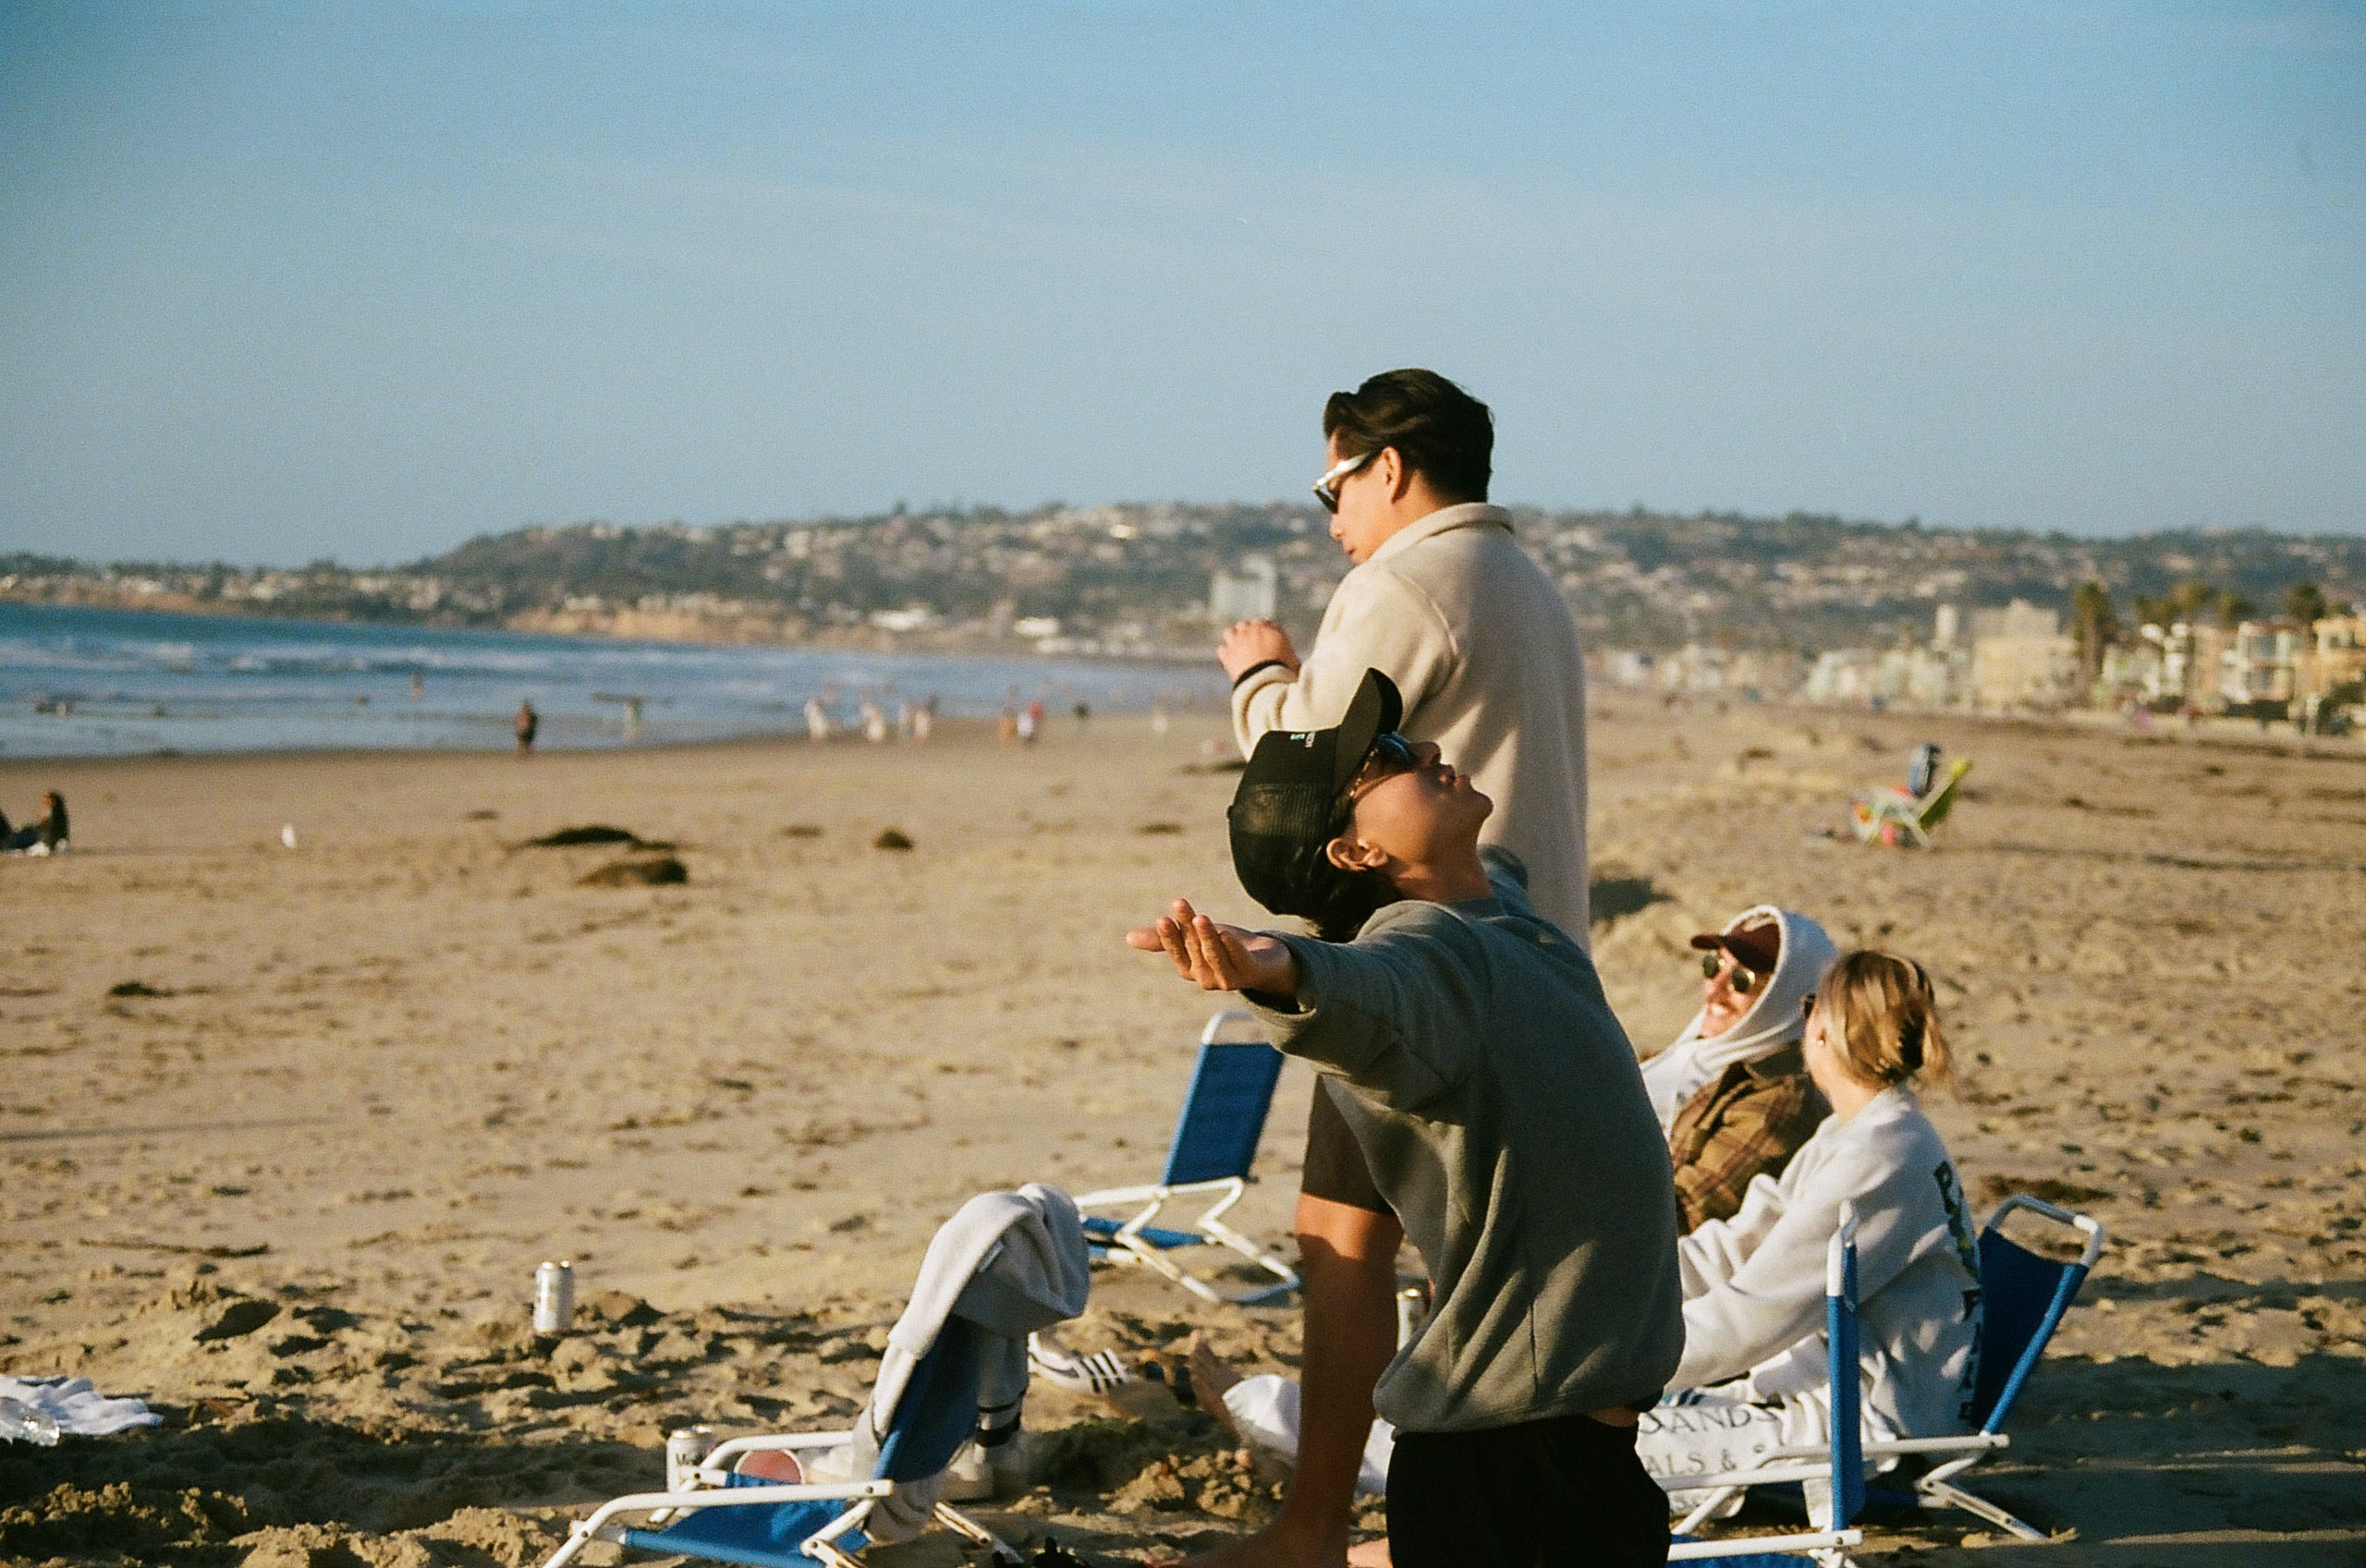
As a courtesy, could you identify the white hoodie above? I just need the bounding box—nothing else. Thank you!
[1672,1088,1982,1446]
[1639,906,1838,1130]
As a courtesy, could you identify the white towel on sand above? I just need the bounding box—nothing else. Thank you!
[0,1375,161,1437]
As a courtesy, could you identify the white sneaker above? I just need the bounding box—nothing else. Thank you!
[942,1438,995,1501]
[1027,1331,1136,1395]
[942,1433,1030,1500]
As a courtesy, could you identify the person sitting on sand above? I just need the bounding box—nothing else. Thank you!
[3,792,68,854]
[1646,906,1838,1233]
[1128,669,1683,1568]
[1639,949,1982,1523]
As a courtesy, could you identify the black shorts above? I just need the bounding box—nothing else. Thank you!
[1388,1412,1669,1568]
[1300,1076,1391,1215]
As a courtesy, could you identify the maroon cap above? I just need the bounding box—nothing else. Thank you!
[1689,918,1780,975]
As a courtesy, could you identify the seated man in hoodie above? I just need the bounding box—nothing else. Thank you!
[1640,950,1982,1522]
[1645,906,1838,1234]
[1128,669,1683,1568]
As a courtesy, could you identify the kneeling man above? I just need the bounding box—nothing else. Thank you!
[1129,670,1682,1568]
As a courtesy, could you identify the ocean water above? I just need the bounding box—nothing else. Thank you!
[0,602,1221,759]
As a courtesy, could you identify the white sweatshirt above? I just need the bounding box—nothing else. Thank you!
[1672,1088,1982,1445]
[1231,503,1591,936]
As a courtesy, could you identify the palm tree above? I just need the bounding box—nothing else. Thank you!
[2286,581,2330,631]
[2069,580,2117,693]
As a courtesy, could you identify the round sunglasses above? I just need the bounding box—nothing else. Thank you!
[1700,951,1761,993]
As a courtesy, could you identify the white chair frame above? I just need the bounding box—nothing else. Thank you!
[1665,1197,2106,1550]
[539,1430,1019,1568]
[1073,1009,1300,1305]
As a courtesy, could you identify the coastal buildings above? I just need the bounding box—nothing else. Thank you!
[1968,601,2079,712]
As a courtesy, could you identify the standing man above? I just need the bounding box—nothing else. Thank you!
[1224,367,1590,934]
[1202,372,1598,1566]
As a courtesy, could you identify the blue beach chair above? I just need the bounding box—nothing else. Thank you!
[1663,1204,1869,1567]
[539,1314,1018,1567]
[1074,1009,1299,1305]
[1667,1195,2106,1555]
[1855,1194,2106,1540]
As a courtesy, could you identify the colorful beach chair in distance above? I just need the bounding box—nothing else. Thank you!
[1073,1008,1300,1305]
[1663,1204,1869,1567]
[1851,758,1972,849]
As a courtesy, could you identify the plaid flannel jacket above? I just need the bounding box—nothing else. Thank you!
[1665,1042,1828,1234]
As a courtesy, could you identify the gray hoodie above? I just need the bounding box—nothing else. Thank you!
[1252,852,1684,1434]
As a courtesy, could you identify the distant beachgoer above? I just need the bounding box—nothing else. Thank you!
[1074,700,1090,732]
[623,695,643,738]
[805,697,832,743]
[913,697,935,743]
[4,792,69,854]
[1906,742,1941,799]
[1018,701,1043,746]
[1152,700,1171,735]
[410,670,425,700]
[861,699,889,744]
[514,701,539,756]
[998,706,1019,748]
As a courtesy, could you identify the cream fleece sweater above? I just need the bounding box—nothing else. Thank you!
[1231,503,1592,935]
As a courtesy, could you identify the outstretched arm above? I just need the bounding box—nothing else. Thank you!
[1126,899,1300,1000]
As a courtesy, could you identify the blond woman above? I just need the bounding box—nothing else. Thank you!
[1640,951,1982,1522]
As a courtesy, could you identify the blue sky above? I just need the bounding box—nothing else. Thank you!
[3,3,2361,564]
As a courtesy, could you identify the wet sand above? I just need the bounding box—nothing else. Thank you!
[2,705,2361,1564]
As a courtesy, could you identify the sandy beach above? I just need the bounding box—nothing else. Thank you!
[3,703,2362,1566]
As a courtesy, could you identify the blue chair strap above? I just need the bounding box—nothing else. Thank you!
[1825,1233,1865,1528]
[621,1484,860,1568]
[875,1316,985,1483]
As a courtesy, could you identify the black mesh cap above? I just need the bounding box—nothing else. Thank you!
[1227,669,1403,918]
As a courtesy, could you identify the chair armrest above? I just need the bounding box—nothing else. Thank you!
[1858,1432,2009,1457]
[1075,1177,1247,1209]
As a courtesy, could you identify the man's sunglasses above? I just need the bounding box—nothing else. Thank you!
[1311,450,1378,514]
[1701,951,1760,994]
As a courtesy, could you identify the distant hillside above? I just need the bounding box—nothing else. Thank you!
[6,504,2362,654]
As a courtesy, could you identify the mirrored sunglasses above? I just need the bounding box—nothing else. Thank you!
[1701,951,1760,993]
[1311,450,1378,513]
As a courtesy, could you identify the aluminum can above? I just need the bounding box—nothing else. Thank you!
[1395,1282,1430,1350]
[666,1425,717,1492]
[532,1259,575,1333]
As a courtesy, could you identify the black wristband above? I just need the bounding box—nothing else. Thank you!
[1231,659,1291,690]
